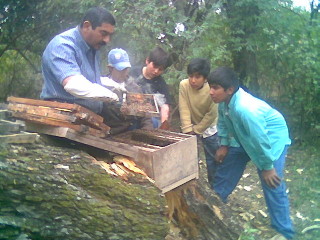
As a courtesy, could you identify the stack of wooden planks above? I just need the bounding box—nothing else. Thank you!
[0,106,39,144]
[7,97,110,138]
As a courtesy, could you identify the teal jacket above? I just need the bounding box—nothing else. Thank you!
[218,88,291,170]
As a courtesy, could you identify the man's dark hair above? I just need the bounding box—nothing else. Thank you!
[187,58,211,78]
[80,7,115,29]
[207,66,240,91]
[148,47,172,69]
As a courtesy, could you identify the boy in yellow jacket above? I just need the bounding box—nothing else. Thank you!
[179,58,219,188]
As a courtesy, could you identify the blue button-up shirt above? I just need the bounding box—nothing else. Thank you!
[40,26,103,113]
[218,88,291,170]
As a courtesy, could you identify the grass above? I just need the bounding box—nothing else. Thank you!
[285,142,320,240]
[239,140,320,240]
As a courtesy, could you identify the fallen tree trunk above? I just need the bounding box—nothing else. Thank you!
[0,139,168,240]
[0,136,244,240]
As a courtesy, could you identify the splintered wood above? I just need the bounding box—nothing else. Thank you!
[7,96,110,138]
[120,93,159,117]
[92,155,155,183]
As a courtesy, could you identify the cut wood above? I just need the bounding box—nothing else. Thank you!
[0,132,39,143]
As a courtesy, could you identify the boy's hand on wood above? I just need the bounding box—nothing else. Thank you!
[215,146,228,163]
[262,168,281,188]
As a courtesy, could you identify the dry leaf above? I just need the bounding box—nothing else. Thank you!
[258,210,268,218]
[212,205,224,220]
[296,211,306,220]
[256,194,263,199]
[54,164,70,171]
[243,173,250,178]
[239,212,255,221]
[301,225,320,234]
[296,168,304,174]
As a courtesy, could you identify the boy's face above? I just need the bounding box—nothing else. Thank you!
[188,73,206,90]
[144,59,165,79]
[209,84,233,103]
[109,67,130,83]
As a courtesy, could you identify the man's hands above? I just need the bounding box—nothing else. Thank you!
[215,146,228,163]
[262,168,281,188]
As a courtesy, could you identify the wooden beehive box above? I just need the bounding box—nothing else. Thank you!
[25,123,199,193]
[111,129,199,192]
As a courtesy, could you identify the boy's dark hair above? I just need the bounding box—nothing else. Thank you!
[80,7,116,29]
[187,58,211,78]
[148,47,172,69]
[207,66,239,91]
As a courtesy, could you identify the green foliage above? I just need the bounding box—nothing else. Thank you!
[0,0,319,139]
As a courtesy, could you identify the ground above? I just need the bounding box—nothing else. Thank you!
[196,140,320,240]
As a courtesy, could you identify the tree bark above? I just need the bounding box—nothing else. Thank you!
[0,136,244,240]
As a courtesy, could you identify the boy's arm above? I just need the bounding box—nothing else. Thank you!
[238,110,282,188]
[160,104,170,123]
[193,101,218,134]
[217,104,230,146]
[235,110,274,170]
[179,82,193,133]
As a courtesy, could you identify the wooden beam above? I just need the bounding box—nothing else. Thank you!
[0,119,24,134]
[7,96,104,123]
[0,132,39,144]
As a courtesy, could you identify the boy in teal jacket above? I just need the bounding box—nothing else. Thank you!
[208,66,294,240]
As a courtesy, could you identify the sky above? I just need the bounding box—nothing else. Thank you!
[292,0,312,11]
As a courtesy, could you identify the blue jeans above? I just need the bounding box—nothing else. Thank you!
[152,117,161,128]
[201,133,220,188]
[214,146,294,239]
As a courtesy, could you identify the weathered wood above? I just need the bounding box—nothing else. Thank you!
[25,122,199,193]
[12,113,106,138]
[0,141,169,240]
[0,110,9,119]
[165,180,243,240]
[0,132,39,143]
[8,103,78,122]
[0,119,24,134]
[7,97,110,132]
[0,139,244,240]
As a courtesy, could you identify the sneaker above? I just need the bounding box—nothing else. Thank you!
[269,234,287,240]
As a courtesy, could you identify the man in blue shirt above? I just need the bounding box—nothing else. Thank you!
[208,66,294,240]
[41,7,118,115]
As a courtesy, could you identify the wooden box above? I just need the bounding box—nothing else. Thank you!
[25,123,199,193]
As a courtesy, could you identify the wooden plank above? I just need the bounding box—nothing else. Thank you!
[12,112,107,138]
[0,132,39,144]
[8,102,110,132]
[7,96,76,110]
[0,119,24,134]
[25,122,155,156]
[160,173,199,193]
[8,103,77,122]
[7,96,104,123]
[0,110,9,120]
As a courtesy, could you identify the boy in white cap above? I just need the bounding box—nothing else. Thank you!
[101,48,153,134]
[100,48,131,101]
